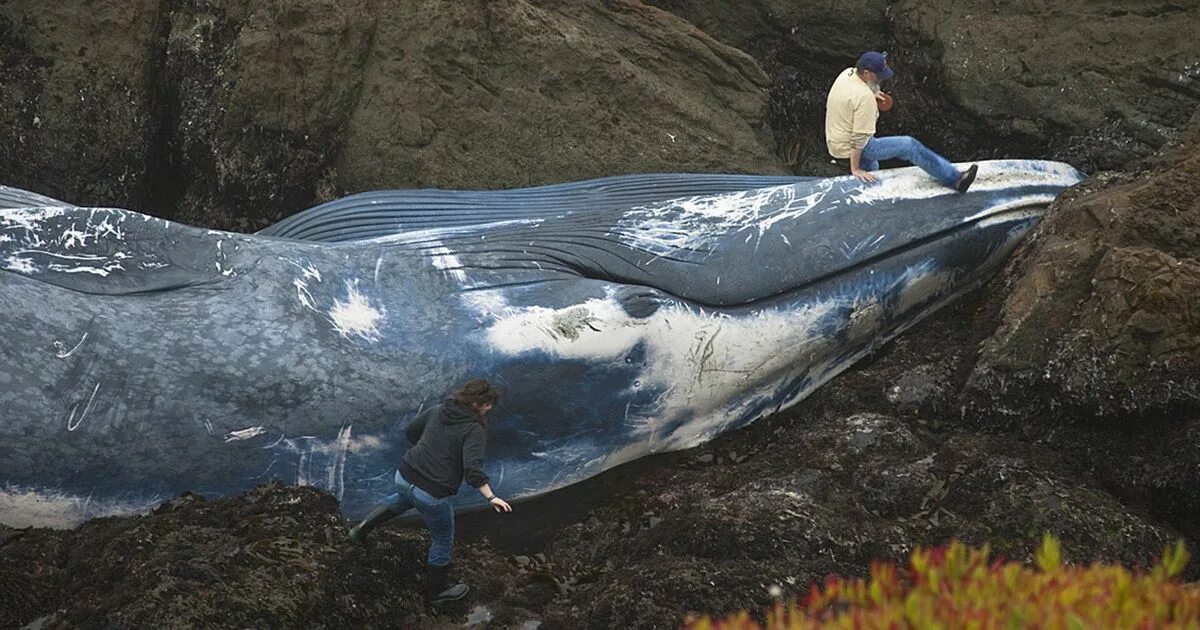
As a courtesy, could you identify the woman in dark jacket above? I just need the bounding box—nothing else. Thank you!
[348,378,512,603]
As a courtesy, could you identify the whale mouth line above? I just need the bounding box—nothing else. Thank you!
[429,199,1052,310]
[0,265,224,296]
[739,202,1049,307]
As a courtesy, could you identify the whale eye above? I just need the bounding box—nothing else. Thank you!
[633,380,642,388]
[625,357,633,364]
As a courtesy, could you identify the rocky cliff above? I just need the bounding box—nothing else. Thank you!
[1,0,783,230]
[651,0,1200,174]
[4,1,1198,228]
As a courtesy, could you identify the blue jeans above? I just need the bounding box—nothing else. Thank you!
[383,470,455,567]
[861,136,960,187]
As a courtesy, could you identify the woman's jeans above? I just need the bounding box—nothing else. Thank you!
[383,470,455,567]
[861,135,960,187]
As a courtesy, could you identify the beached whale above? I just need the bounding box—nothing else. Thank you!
[0,161,1083,528]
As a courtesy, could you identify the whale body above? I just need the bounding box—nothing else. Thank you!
[0,161,1083,528]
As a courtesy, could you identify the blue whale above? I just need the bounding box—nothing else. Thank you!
[0,160,1083,528]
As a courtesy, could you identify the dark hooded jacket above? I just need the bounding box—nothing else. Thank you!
[399,399,489,498]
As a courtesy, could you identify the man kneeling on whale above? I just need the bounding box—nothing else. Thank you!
[826,51,979,192]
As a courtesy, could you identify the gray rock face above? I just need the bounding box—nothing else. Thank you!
[334,2,783,195]
[890,0,1200,169]
[0,0,784,231]
[652,0,1200,173]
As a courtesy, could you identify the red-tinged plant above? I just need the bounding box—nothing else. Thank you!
[685,535,1200,629]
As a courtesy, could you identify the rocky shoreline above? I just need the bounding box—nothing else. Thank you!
[2,1,1198,628]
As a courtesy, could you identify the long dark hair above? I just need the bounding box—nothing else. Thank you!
[450,378,499,426]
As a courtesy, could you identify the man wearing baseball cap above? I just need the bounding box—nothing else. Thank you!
[825,51,978,192]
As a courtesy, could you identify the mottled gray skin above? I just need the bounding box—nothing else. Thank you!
[0,161,1083,527]
[0,211,458,521]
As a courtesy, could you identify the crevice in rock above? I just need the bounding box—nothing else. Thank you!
[143,0,183,219]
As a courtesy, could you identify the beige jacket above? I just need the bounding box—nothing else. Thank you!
[825,67,878,159]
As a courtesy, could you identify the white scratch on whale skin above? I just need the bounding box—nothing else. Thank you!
[283,429,383,500]
[427,239,468,283]
[328,280,386,342]
[294,278,318,312]
[4,255,36,274]
[325,425,353,501]
[225,426,268,442]
[54,332,89,358]
[612,183,832,256]
[65,382,102,432]
[47,262,123,276]
[0,206,69,237]
[285,258,324,312]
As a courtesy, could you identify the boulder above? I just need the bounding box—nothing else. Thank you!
[333,1,783,200]
[969,108,1200,421]
[891,0,1200,169]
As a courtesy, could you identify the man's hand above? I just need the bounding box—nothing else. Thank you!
[489,496,513,513]
[852,168,877,183]
[875,92,887,103]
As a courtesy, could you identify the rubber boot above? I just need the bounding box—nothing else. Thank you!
[348,505,398,542]
[427,562,469,604]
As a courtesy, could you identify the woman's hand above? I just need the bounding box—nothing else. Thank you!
[478,483,512,512]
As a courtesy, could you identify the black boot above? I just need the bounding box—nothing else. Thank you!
[426,562,469,604]
[956,164,979,193]
[348,505,398,542]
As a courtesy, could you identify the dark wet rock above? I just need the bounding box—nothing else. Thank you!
[886,363,952,409]
[536,411,1181,628]
[968,109,1200,421]
[153,0,378,231]
[0,483,566,629]
[332,1,783,197]
[645,1,889,70]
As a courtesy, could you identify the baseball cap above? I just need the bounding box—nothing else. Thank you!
[857,51,894,81]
